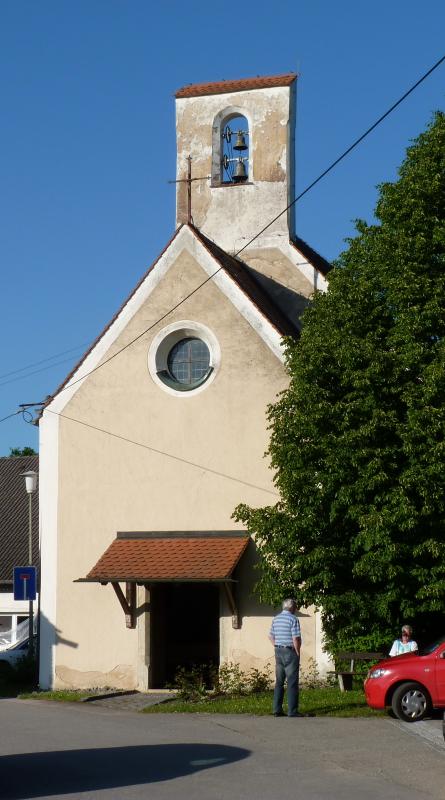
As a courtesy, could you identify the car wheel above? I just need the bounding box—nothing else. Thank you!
[391,682,431,722]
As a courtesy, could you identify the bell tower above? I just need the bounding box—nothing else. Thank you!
[175,73,297,253]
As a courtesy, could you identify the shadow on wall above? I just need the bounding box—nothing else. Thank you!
[38,610,78,689]
[39,609,78,648]
[244,265,310,329]
[1,743,250,798]
[233,538,272,619]
[234,539,311,620]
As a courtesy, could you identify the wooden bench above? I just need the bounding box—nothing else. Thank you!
[335,651,384,691]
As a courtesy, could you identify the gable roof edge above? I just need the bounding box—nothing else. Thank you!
[41,226,184,415]
[175,73,297,98]
[190,226,300,340]
[289,236,332,277]
[41,225,290,418]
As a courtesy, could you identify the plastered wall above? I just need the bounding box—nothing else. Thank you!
[44,246,323,689]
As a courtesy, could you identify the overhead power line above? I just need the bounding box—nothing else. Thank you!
[0,342,91,382]
[41,409,279,497]
[236,53,445,256]
[19,53,445,409]
[0,410,22,425]
[0,354,91,389]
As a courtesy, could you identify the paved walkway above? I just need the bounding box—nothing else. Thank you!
[84,691,176,712]
[2,698,445,799]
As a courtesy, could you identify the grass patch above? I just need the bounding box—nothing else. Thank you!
[19,689,100,702]
[143,686,385,717]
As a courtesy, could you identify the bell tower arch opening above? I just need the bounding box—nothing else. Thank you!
[212,109,251,186]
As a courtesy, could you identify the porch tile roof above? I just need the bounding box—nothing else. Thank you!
[84,533,249,582]
[175,73,297,98]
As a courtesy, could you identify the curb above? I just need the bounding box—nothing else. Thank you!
[81,690,139,703]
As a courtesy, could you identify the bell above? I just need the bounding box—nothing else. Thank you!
[233,159,248,182]
[233,132,248,151]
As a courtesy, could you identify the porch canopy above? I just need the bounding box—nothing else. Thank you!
[76,532,249,628]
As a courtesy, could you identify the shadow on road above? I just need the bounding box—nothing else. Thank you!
[1,743,250,798]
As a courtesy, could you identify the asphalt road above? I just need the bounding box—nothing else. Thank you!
[0,698,444,800]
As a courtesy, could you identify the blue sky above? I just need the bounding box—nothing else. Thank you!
[1,0,444,454]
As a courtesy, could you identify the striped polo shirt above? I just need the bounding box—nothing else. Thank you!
[270,609,301,646]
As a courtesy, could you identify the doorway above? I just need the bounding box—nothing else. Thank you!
[150,582,220,688]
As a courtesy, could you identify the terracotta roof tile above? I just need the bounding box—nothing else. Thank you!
[85,534,249,582]
[175,74,297,99]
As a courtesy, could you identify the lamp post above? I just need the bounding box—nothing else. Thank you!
[21,470,37,655]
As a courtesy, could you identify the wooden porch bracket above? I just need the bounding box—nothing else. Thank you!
[111,582,137,628]
[223,582,240,629]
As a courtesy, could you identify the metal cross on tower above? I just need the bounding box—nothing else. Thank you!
[169,156,210,225]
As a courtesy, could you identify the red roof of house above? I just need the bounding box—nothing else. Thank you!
[175,73,297,98]
[84,533,249,582]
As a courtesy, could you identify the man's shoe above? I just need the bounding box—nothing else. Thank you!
[273,711,286,717]
[288,711,314,717]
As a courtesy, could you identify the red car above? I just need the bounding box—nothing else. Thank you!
[364,635,445,722]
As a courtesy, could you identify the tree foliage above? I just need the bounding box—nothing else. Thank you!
[8,447,37,457]
[234,112,445,653]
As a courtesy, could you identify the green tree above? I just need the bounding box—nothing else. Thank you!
[235,112,445,653]
[8,447,37,456]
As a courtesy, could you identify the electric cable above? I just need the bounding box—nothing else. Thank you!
[235,53,445,256]
[0,354,92,389]
[18,54,445,404]
[0,342,91,382]
[0,410,22,425]
[39,409,279,497]
[7,55,444,485]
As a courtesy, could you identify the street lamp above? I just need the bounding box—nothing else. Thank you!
[20,470,37,655]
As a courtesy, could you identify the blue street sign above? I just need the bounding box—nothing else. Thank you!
[13,566,37,601]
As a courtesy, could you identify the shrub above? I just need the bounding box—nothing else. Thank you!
[299,657,334,689]
[170,665,209,702]
[171,661,273,701]
[214,662,247,696]
[245,666,272,693]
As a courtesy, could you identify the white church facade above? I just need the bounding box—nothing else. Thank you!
[38,73,332,690]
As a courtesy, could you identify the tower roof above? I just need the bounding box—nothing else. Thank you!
[175,73,297,98]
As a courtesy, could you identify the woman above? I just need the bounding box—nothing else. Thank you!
[389,624,418,657]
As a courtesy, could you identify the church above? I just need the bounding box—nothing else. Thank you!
[38,73,332,690]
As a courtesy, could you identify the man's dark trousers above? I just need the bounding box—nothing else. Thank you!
[273,647,300,716]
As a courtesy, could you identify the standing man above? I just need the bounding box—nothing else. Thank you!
[269,598,305,717]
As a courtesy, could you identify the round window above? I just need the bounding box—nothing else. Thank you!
[167,337,210,386]
[148,321,220,397]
